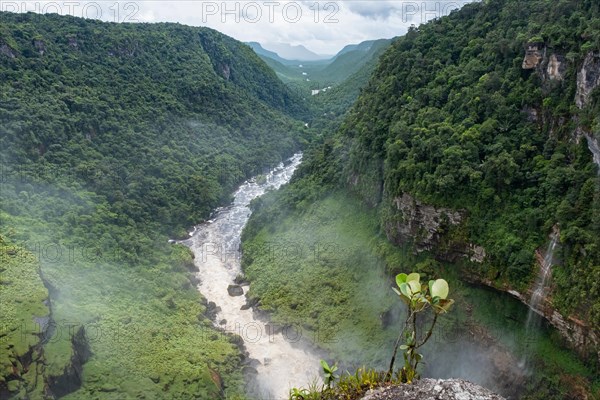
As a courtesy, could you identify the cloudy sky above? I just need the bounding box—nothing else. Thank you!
[5,1,477,54]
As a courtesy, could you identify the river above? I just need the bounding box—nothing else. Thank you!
[182,154,321,398]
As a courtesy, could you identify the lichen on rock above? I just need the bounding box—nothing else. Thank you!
[361,379,505,400]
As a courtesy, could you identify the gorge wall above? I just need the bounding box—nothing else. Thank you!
[334,1,600,365]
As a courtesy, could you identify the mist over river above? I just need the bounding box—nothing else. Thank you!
[180,154,322,398]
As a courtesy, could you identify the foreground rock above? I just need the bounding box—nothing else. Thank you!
[361,379,505,400]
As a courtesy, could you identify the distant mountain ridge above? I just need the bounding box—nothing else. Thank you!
[262,42,332,61]
[246,41,292,65]
[335,39,388,58]
[312,38,393,85]
[246,39,394,94]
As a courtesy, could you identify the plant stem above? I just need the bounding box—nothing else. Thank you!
[416,313,438,349]
[411,310,418,372]
[386,310,413,380]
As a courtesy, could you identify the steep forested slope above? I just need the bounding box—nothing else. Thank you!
[0,12,308,233]
[332,0,600,336]
[310,39,393,86]
[0,11,308,398]
[242,0,600,392]
[308,40,394,134]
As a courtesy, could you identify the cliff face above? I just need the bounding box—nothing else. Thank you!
[522,42,545,70]
[383,193,486,263]
[574,52,600,171]
[0,239,50,399]
[46,326,91,398]
[383,191,598,361]
[575,52,600,109]
[375,37,600,361]
[521,43,566,82]
[465,266,600,363]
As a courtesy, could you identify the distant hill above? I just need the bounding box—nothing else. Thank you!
[246,39,393,97]
[311,38,393,85]
[262,42,332,61]
[246,41,292,65]
[334,39,388,58]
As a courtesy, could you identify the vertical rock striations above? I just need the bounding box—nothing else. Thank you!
[575,52,600,109]
[384,193,485,263]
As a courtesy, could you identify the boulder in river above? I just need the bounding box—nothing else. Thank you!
[227,285,244,296]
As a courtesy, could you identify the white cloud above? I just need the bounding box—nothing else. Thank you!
[1,1,477,54]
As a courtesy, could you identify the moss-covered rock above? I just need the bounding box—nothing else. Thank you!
[0,235,49,398]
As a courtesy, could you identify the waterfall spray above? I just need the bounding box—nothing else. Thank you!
[519,231,559,370]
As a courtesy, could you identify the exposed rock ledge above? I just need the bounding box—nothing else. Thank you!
[384,193,486,263]
[575,51,600,109]
[361,379,504,400]
[385,193,599,362]
[505,285,599,363]
[461,216,598,364]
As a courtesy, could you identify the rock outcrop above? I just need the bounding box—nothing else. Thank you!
[33,39,46,56]
[227,284,244,297]
[575,52,600,109]
[464,233,600,364]
[584,134,600,172]
[384,193,486,263]
[67,35,78,49]
[0,43,16,58]
[546,53,566,81]
[572,52,600,172]
[521,42,566,84]
[361,379,505,400]
[522,42,544,70]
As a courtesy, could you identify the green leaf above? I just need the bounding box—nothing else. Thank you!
[431,279,449,299]
[406,272,420,283]
[408,280,421,295]
[396,273,408,287]
[399,282,411,298]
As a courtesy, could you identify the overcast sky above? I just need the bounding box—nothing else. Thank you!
[4,1,478,54]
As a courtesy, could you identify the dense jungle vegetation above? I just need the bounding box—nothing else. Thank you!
[243,0,600,397]
[1,0,600,398]
[247,0,600,338]
[0,11,309,398]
